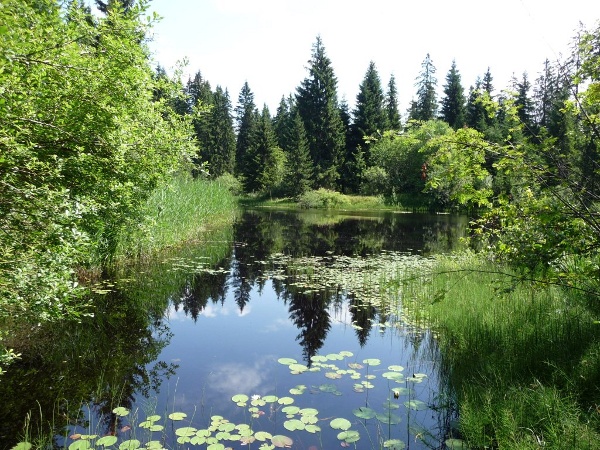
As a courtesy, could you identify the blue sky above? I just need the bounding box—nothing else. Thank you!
[142,0,598,116]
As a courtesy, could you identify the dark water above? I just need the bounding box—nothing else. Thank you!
[0,209,469,450]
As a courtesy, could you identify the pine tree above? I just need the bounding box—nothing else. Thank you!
[482,67,494,96]
[385,74,401,130]
[251,106,285,195]
[440,60,466,129]
[409,53,438,121]
[186,71,213,173]
[296,36,346,189]
[351,61,388,163]
[235,82,258,179]
[533,59,557,130]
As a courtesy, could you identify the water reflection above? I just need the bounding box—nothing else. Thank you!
[0,209,468,449]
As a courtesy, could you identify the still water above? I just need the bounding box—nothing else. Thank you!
[0,208,469,450]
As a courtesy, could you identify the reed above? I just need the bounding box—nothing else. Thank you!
[399,252,600,448]
[114,173,237,261]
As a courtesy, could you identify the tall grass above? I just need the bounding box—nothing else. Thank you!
[397,252,600,449]
[114,173,237,261]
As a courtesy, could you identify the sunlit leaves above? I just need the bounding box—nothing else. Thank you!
[330,418,352,430]
[112,407,130,417]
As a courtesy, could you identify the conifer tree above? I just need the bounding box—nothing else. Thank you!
[440,60,466,129]
[285,110,314,197]
[251,106,286,195]
[273,95,295,152]
[385,74,401,130]
[409,53,438,121]
[206,86,236,177]
[351,61,388,163]
[513,72,536,138]
[235,82,258,179]
[186,71,213,172]
[95,0,135,14]
[296,36,346,189]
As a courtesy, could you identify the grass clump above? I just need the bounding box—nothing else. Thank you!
[298,189,385,210]
[114,173,237,260]
[398,252,600,449]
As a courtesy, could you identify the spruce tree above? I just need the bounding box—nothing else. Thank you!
[235,82,258,179]
[440,60,466,129]
[285,110,314,197]
[409,53,438,121]
[206,86,236,177]
[385,74,401,130]
[273,95,295,152]
[513,72,536,138]
[350,61,388,168]
[296,36,346,189]
[186,71,213,173]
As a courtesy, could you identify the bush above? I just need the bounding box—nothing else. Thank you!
[298,189,350,209]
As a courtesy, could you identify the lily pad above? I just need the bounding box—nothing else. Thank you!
[119,440,141,450]
[96,436,118,447]
[281,405,300,415]
[311,355,327,362]
[382,372,404,381]
[145,442,164,450]
[262,395,279,403]
[207,444,225,450]
[376,412,402,424]
[255,431,272,441]
[383,439,406,449]
[305,424,321,433]
[352,406,376,419]
[168,412,187,420]
[175,427,197,437]
[337,430,360,443]
[68,442,91,450]
[330,418,352,430]
[271,435,293,448]
[112,406,129,417]
[299,407,318,416]
[232,394,249,403]
[404,400,427,411]
[277,396,294,405]
[362,358,381,366]
[277,358,297,366]
[289,363,308,373]
[339,351,354,357]
[283,419,305,431]
[388,365,404,372]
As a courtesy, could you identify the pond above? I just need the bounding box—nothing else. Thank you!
[0,208,470,450]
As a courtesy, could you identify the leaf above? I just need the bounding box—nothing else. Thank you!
[254,431,272,441]
[207,444,225,450]
[96,436,118,447]
[277,396,294,405]
[404,400,427,411]
[271,435,293,448]
[232,394,249,403]
[337,430,360,443]
[283,419,305,431]
[383,439,406,449]
[362,358,381,366]
[330,418,351,430]
[68,442,91,450]
[352,407,376,419]
[112,406,129,416]
[376,413,401,424]
[119,440,141,450]
[175,426,197,437]
[168,412,187,420]
[277,358,297,365]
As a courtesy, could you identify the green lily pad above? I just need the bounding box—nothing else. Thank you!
[376,412,402,424]
[149,424,164,432]
[145,442,164,450]
[119,440,141,450]
[383,438,406,449]
[299,407,318,416]
[232,394,249,403]
[112,406,129,417]
[282,405,300,415]
[404,400,427,411]
[362,358,381,366]
[283,419,305,431]
[271,435,293,448]
[218,422,235,432]
[69,442,90,450]
[352,406,376,419]
[330,418,352,430]
[168,412,187,420]
[277,358,297,366]
[176,427,197,437]
[10,444,32,450]
[277,396,294,405]
[311,355,327,362]
[337,430,360,443]
[388,365,404,372]
[326,353,343,360]
[96,436,118,447]
[348,363,363,369]
[382,372,404,381]
[305,424,321,433]
[262,395,279,403]
[339,351,354,357]
[289,363,308,373]
[255,431,272,441]
[319,383,342,395]
[207,444,225,450]
[146,415,161,422]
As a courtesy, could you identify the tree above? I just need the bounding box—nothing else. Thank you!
[409,53,438,121]
[273,95,295,152]
[440,60,466,129]
[296,36,346,189]
[386,74,401,130]
[513,72,536,138]
[187,71,213,173]
[234,82,258,179]
[284,111,314,197]
[350,61,388,163]
[95,0,135,14]
[0,0,195,322]
[205,86,236,177]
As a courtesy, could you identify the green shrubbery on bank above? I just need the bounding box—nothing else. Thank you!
[399,252,600,449]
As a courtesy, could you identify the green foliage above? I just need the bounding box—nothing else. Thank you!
[369,120,452,200]
[409,54,438,121]
[0,0,196,322]
[298,189,349,209]
[439,60,466,129]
